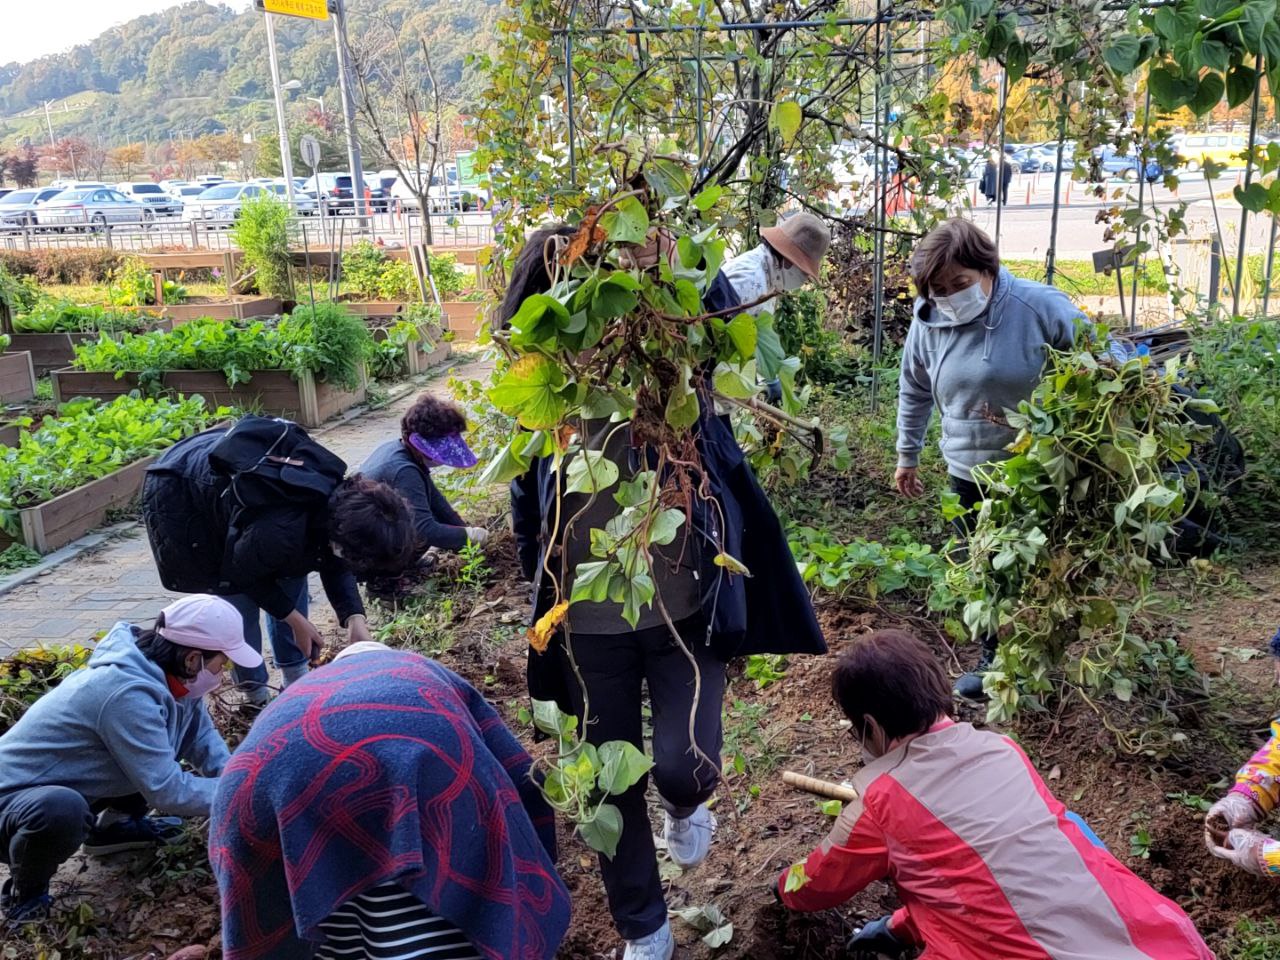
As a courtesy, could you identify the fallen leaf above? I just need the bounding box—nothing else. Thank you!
[527,601,569,652]
[1048,765,1062,781]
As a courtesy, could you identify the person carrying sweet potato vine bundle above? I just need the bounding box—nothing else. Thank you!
[504,222,828,960]
[894,218,1083,700]
[778,629,1213,960]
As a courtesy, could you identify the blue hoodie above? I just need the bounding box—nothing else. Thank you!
[0,623,229,816]
[896,267,1083,480]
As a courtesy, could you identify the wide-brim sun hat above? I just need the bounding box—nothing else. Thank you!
[760,211,831,280]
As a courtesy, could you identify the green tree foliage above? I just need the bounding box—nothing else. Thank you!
[0,0,500,151]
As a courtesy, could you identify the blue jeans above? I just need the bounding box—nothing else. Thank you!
[224,577,309,687]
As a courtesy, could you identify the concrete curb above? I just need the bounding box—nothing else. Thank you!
[0,358,477,601]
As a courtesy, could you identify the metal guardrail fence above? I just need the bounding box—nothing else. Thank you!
[0,209,494,253]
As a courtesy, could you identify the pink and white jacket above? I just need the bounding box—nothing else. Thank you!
[778,720,1213,960]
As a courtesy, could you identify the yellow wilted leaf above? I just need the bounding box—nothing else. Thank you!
[527,601,569,653]
[713,552,752,576]
[1009,432,1032,455]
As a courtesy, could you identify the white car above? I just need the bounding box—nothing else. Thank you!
[264,181,318,215]
[181,182,271,224]
[115,182,183,217]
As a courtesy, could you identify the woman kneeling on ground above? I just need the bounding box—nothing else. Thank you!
[894,219,1083,699]
[0,596,255,925]
[778,629,1213,959]
[359,393,487,597]
[209,641,570,960]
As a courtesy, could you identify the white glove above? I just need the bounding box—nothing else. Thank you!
[1207,792,1261,831]
[465,526,489,545]
[1208,827,1272,876]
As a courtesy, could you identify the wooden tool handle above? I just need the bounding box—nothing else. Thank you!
[783,770,859,802]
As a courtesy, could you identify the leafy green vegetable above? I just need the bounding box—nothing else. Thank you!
[14,299,153,334]
[0,395,225,536]
[72,306,374,390]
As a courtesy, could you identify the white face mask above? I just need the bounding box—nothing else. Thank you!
[182,667,223,701]
[932,280,990,324]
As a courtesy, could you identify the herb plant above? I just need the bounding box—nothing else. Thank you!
[107,256,188,307]
[0,395,225,536]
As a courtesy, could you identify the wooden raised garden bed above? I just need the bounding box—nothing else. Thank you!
[163,297,282,324]
[0,455,155,554]
[7,319,176,377]
[344,301,407,319]
[371,322,452,376]
[51,367,366,428]
[0,351,36,403]
[442,301,484,340]
[0,422,21,447]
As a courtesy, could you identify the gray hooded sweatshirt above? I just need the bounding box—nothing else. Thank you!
[0,623,229,816]
[896,267,1082,480]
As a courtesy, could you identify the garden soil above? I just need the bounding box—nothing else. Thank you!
[11,539,1280,960]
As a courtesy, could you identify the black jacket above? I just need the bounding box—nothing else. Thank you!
[142,428,363,623]
[360,440,468,552]
[512,397,827,708]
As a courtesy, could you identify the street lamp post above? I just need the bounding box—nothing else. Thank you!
[264,13,297,207]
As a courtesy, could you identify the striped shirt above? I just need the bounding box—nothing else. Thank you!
[315,884,483,960]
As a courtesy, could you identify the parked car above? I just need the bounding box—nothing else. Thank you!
[170,184,209,202]
[180,182,270,225]
[0,189,12,202]
[1095,149,1163,182]
[115,182,183,217]
[0,187,63,228]
[263,181,317,215]
[48,180,107,191]
[35,188,151,230]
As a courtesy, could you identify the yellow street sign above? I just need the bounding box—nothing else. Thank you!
[256,0,329,20]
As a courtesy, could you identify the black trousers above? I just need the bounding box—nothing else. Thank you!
[558,616,725,941]
[950,474,985,536]
[0,790,146,900]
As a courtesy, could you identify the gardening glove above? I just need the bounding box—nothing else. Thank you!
[1208,828,1275,877]
[847,916,908,958]
[465,526,490,546]
[1207,792,1262,833]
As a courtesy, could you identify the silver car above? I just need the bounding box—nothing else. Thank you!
[181,182,271,225]
[35,188,151,230]
[0,187,63,229]
[265,182,317,216]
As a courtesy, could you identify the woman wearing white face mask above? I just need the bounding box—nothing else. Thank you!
[0,595,252,925]
[894,219,1082,696]
[719,212,830,319]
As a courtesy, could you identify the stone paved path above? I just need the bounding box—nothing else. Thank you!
[0,356,491,654]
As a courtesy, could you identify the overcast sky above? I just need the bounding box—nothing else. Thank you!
[1,0,253,65]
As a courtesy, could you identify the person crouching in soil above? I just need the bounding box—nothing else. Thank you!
[777,629,1213,959]
[0,596,255,926]
[209,641,569,960]
[1203,624,1280,878]
[358,393,488,599]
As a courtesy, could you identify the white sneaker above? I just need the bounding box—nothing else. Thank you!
[624,921,675,960]
[663,803,715,869]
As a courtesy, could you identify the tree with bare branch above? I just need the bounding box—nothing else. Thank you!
[344,16,450,301]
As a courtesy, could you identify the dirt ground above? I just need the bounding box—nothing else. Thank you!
[10,530,1280,959]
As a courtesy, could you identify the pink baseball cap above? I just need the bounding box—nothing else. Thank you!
[157,595,263,669]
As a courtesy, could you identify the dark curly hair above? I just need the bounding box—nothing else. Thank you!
[401,393,467,443]
[328,476,416,576]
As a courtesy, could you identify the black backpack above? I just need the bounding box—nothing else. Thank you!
[208,415,347,511]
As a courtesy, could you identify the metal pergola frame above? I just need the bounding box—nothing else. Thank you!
[547,1,1276,405]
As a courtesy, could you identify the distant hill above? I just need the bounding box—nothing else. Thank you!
[0,0,499,152]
